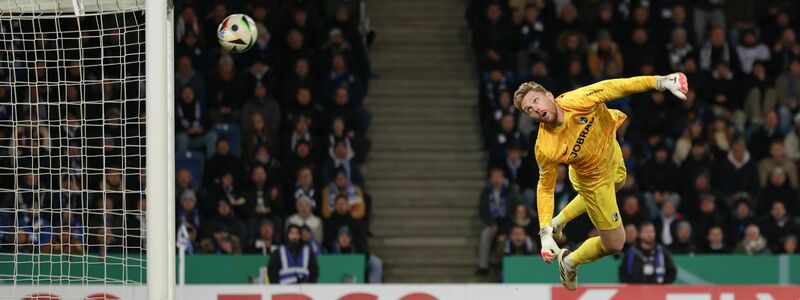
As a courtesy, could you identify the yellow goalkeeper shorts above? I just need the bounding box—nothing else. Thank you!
[568,143,626,231]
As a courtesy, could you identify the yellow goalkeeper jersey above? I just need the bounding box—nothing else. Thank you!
[535,76,657,227]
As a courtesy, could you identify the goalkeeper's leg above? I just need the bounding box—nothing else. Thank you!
[557,181,625,291]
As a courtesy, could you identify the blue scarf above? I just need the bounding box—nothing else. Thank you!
[487,186,508,220]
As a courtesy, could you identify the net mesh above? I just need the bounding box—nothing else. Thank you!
[0,1,148,294]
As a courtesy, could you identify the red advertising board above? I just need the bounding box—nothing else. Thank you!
[553,285,800,300]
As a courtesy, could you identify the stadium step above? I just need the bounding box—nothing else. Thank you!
[366,0,484,283]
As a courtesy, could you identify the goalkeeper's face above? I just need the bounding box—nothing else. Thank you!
[520,90,558,124]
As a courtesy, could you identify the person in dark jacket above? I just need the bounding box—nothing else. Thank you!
[175,85,218,158]
[619,222,677,284]
[477,168,521,275]
[267,224,319,284]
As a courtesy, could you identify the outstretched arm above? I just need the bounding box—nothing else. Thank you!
[536,158,560,263]
[564,73,688,108]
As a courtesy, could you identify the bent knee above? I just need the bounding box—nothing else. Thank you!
[602,234,626,254]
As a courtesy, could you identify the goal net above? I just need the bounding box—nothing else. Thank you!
[0,0,172,299]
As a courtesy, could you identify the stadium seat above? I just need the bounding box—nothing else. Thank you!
[176,151,205,190]
[214,123,242,157]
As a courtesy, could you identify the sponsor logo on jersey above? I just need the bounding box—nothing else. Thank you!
[578,117,588,124]
[569,117,595,158]
[584,89,603,97]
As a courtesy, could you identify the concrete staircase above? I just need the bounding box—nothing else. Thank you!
[364,0,487,283]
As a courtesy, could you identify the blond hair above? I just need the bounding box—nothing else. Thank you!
[513,82,547,111]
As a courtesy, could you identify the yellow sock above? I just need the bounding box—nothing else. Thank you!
[554,194,587,227]
[567,237,609,268]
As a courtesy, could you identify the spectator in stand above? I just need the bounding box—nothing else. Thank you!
[301,225,322,255]
[327,87,371,136]
[514,4,548,73]
[729,200,757,245]
[664,29,693,73]
[323,54,362,105]
[203,138,243,187]
[622,28,659,77]
[760,201,798,253]
[744,62,778,126]
[324,195,367,250]
[177,190,204,237]
[243,164,284,226]
[734,224,772,255]
[699,27,740,73]
[321,169,366,220]
[481,67,512,114]
[676,141,714,194]
[286,196,323,243]
[784,115,800,161]
[653,200,682,248]
[638,144,680,215]
[288,166,321,214]
[587,30,623,80]
[206,200,246,243]
[706,62,745,131]
[248,219,278,255]
[758,167,800,216]
[503,225,536,255]
[775,60,800,118]
[771,29,800,74]
[175,55,206,102]
[283,140,317,186]
[758,141,799,189]
[473,3,514,71]
[713,139,760,202]
[281,59,320,106]
[206,56,242,123]
[620,194,647,227]
[489,113,524,162]
[285,116,319,159]
[695,193,729,240]
[326,117,369,164]
[244,25,280,74]
[268,225,319,284]
[176,169,197,203]
[669,221,696,255]
[243,114,278,160]
[618,222,677,284]
[750,111,784,162]
[176,85,218,157]
[329,226,383,283]
[206,172,245,217]
[240,59,276,100]
[502,202,538,239]
[284,88,323,136]
[241,83,281,137]
[701,226,731,254]
[321,140,364,187]
[497,144,537,204]
[279,29,316,81]
[477,168,521,275]
[736,29,772,75]
[200,224,242,254]
[783,235,798,254]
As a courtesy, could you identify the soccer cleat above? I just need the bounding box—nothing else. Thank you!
[558,249,577,291]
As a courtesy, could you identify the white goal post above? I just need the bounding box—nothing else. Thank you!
[0,0,174,299]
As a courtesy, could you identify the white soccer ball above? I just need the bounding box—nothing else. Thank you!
[217,14,258,53]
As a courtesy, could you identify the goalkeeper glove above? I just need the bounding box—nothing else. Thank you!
[539,226,561,264]
[655,72,689,101]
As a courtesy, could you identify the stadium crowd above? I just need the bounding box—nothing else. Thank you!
[0,0,381,284]
[468,0,800,277]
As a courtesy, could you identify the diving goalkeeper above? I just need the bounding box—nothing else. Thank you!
[513,73,688,290]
